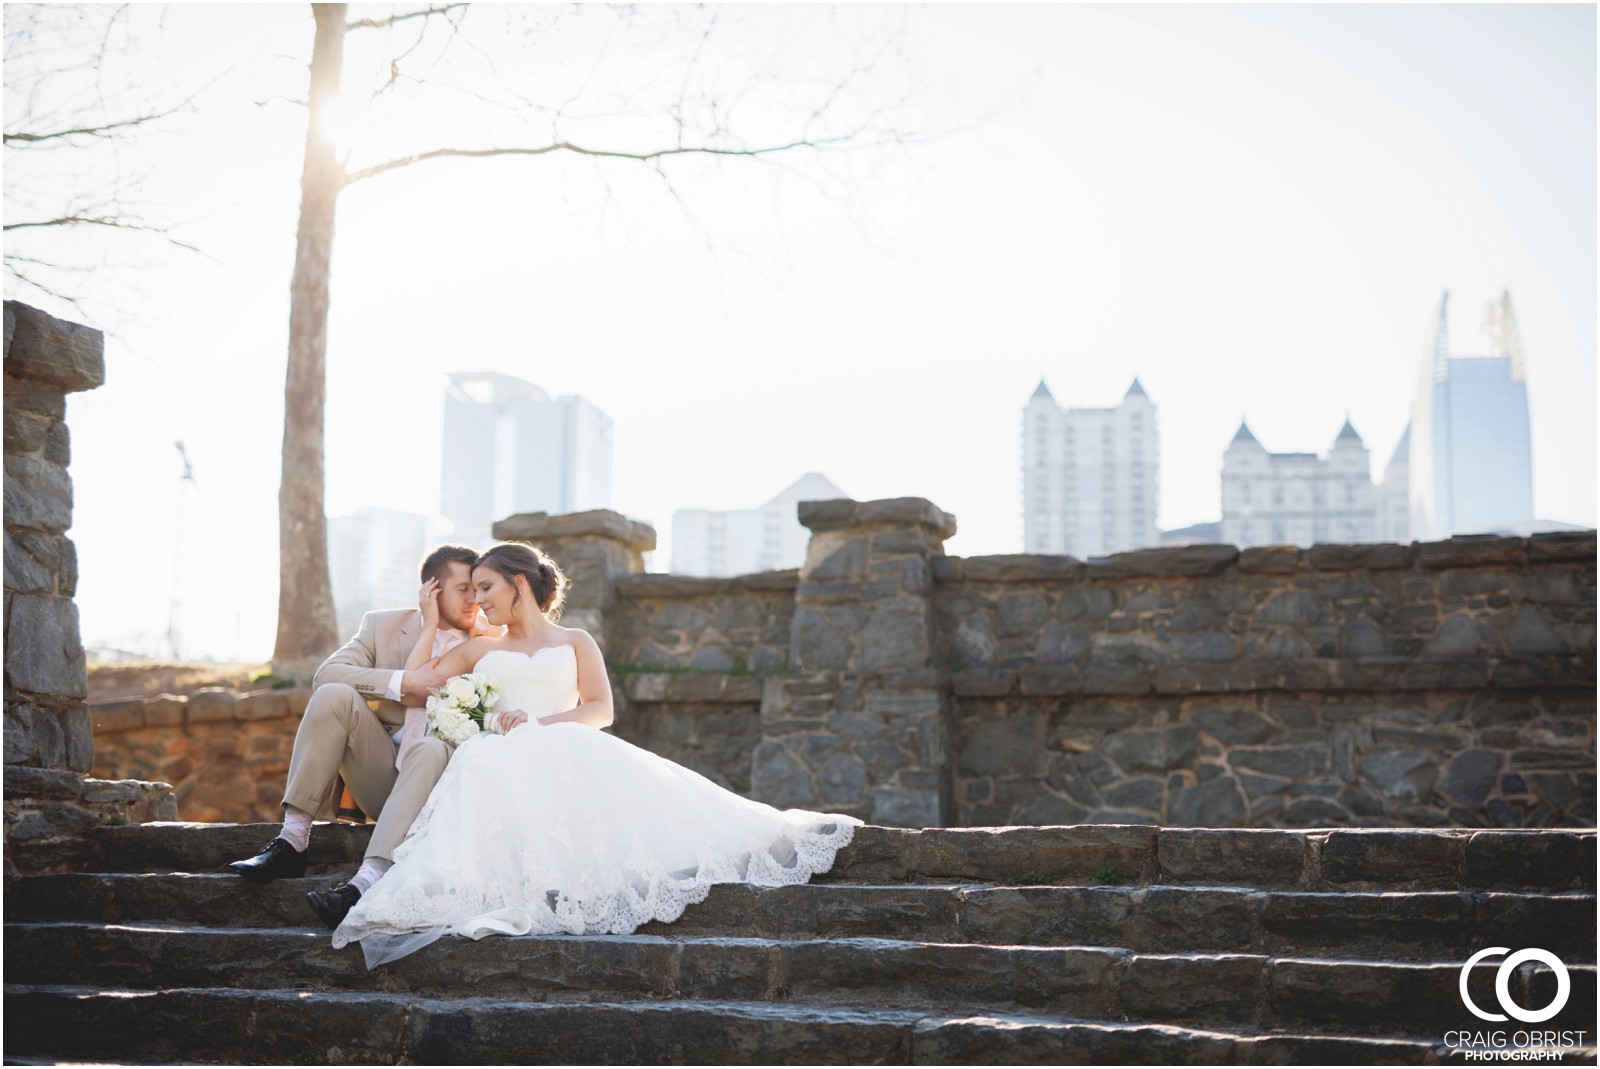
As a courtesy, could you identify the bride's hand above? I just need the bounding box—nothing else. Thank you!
[418,578,441,628]
[498,709,530,732]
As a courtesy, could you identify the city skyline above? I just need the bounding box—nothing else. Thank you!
[1024,284,1558,555]
[10,5,1589,660]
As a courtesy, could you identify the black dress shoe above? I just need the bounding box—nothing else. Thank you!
[227,837,308,882]
[306,882,362,929]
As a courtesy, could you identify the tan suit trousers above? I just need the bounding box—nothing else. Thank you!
[366,736,452,862]
[280,684,453,862]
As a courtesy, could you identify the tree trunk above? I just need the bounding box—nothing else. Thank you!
[273,3,347,674]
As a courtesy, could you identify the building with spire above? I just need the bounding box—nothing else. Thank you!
[1022,378,1159,557]
[1403,291,1534,540]
[1219,417,1379,548]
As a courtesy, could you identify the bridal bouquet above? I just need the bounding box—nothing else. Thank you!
[425,673,502,746]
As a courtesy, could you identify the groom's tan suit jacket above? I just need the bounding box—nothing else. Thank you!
[312,607,428,730]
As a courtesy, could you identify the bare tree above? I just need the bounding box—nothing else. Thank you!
[271,3,926,672]
[276,4,348,672]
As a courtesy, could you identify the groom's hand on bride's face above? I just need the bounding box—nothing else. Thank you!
[401,661,447,703]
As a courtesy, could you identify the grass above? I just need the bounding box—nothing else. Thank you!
[250,668,301,690]
[1095,864,1124,885]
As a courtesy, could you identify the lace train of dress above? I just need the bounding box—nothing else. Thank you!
[332,646,860,967]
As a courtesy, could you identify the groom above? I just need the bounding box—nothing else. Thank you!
[228,544,492,927]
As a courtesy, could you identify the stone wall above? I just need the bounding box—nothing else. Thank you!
[5,301,177,877]
[609,572,797,674]
[603,572,795,794]
[85,495,1597,830]
[936,536,1595,828]
[91,688,309,823]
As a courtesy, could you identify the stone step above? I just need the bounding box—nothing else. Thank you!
[15,985,1585,1066]
[9,872,1595,964]
[9,922,1595,1039]
[88,822,1598,893]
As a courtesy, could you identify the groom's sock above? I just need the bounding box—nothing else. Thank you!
[349,857,392,894]
[279,807,313,853]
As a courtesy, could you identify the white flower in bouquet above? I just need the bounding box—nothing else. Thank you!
[474,676,501,708]
[428,705,479,747]
[425,672,502,745]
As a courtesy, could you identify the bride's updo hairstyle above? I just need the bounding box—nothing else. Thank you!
[473,542,569,621]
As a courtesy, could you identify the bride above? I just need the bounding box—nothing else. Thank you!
[332,542,860,967]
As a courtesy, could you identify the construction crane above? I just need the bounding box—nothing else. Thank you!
[167,442,198,660]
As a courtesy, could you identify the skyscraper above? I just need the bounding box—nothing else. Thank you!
[1406,292,1534,540]
[1022,378,1159,557]
[1378,425,1410,545]
[329,507,446,639]
[441,373,613,549]
[1219,418,1380,548]
[673,473,847,576]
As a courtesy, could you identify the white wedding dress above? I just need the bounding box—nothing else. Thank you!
[332,646,860,967]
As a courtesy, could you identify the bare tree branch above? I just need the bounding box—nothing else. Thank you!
[7,61,228,152]
[346,4,466,32]
[3,261,88,308]
[801,11,910,143]
[3,104,184,144]
[670,9,719,151]
[344,130,902,184]
[4,6,243,304]
[3,215,204,254]
[366,16,435,101]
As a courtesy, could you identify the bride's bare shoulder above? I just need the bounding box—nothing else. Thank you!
[557,626,601,652]
[461,636,511,664]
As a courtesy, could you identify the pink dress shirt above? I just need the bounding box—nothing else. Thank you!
[392,629,466,770]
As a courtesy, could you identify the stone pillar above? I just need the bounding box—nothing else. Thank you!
[491,509,656,654]
[4,302,175,880]
[752,497,958,827]
[4,302,103,772]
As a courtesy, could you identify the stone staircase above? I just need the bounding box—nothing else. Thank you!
[5,822,1596,1064]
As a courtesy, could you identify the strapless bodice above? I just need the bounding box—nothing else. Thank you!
[476,646,579,718]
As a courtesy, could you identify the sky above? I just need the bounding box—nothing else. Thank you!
[4,3,1594,662]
